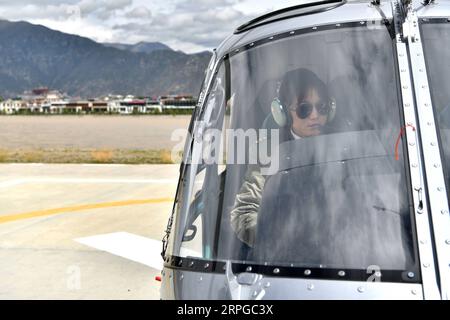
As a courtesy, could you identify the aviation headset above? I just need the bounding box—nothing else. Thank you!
[270,69,337,128]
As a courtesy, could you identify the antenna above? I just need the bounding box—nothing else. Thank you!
[400,0,413,15]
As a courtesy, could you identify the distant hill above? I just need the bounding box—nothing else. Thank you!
[0,20,212,98]
[103,41,173,54]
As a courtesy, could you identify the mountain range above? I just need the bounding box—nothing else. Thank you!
[102,41,173,54]
[0,20,212,98]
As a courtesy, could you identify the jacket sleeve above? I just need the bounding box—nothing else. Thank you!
[230,165,266,247]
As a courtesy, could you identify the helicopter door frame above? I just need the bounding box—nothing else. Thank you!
[394,0,450,300]
[412,16,450,299]
[162,51,222,260]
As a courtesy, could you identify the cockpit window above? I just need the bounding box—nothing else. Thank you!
[169,23,418,280]
[422,21,450,199]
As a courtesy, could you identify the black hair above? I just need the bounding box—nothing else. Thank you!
[279,68,329,109]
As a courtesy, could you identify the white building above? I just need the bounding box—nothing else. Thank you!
[107,100,121,113]
[0,99,28,114]
[50,101,68,114]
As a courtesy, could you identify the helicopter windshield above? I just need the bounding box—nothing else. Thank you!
[168,22,418,281]
[422,21,450,201]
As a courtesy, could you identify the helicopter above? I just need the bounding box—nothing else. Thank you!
[160,0,450,300]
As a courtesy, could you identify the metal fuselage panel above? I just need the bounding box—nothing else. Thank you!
[160,268,423,300]
[161,0,450,300]
[216,1,393,58]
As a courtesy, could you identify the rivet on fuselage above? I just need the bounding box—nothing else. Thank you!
[273,268,280,274]
[304,269,311,276]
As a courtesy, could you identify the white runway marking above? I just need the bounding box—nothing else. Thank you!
[24,178,177,184]
[0,179,27,189]
[0,178,176,187]
[75,232,164,270]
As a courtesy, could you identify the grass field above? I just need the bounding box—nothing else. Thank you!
[0,148,177,164]
[0,115,190,164]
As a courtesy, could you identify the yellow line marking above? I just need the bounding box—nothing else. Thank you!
[0,198,173,225]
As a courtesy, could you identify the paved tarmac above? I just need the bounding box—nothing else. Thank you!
[0,163,179,299]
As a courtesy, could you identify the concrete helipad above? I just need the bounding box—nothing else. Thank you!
[0,163,179,299]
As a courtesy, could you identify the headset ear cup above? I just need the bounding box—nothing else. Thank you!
[327,98,337,123]
[271,98,288,127]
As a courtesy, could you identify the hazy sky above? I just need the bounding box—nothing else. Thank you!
[0,0,307,53]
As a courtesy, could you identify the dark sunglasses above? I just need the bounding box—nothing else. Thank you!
[292,101,330,119]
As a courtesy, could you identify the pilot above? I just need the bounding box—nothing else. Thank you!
[230,68,335,247]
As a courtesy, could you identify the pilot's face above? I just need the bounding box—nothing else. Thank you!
[289,88,327,137]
